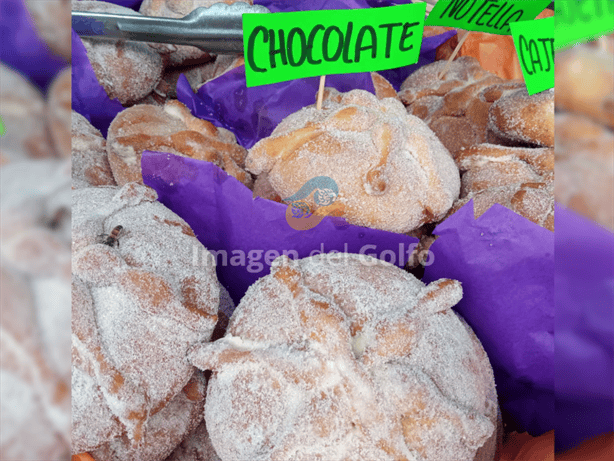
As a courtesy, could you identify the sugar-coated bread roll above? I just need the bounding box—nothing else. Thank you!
[106,100,251,187]
[139,0,252,66]
[0,268,70,460]
[555,46,614,129]
[0,63,55,162]
[398,56,498,105]
[189,254,498,461]
[487,87,554,148]
[400,57,514,156]
[85,370,208,461]
[71,183,220,452]
[451,144,554,230]
[25,0,72,61]
[71,111,117,189]
[47,67,71,158]
[247,89,460,233]
[0,159,71,277]
[555,113,614,231]
[72,1,165,106]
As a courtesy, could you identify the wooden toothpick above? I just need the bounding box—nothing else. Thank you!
[316,75,326,110]
[438,29,470,80]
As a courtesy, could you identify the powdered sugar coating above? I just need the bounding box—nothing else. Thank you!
[164,414,222,461]
[1,268,70,458]
[89,371,208,461]
[0,159,71,276]
[0,63,55,161]
[487,87,554,148]
[71,111,117,189]
[189,254,498,461]
[398,56,496,106]
[246,89,460,234]
[71,183,219,451]
[72,1,165,105]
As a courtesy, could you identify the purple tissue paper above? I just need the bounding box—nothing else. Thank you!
[423,201,555,436]
[554,204,614,452]
[142,152,419,306]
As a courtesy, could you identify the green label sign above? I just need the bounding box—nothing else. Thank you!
[0,116,5,136]
[425,0,551,35]
[243,3,426,87]
[555,0,614,50]
[511,16,554,95]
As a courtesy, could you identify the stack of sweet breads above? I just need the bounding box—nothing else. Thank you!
[64,1,562,460]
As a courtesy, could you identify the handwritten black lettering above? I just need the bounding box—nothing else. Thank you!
[322,26,343,62]
[268,29,288,69]
[306,25,325,65]
[399,22,419,52]
[379,23,403,59]
[476,1,498,26]
[247,26,267,73]
[287,28,307,67]
[342,22,355,63]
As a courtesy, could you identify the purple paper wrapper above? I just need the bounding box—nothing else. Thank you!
[0,0,67,90]
[422,201,555,436]
[141,152,419,305]
[554,204,614,452]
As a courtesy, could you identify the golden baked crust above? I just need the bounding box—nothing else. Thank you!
[189,254,498,461]
[106,100,251,187]
[450,144,554,230]
[487,88,554,148]
[246,89,460,233]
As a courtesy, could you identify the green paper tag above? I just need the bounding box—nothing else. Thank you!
[555,0,614,51]
[510,16,554,95]
[425,0,551,35]
[243,3,426,88]
[0,116,5,136]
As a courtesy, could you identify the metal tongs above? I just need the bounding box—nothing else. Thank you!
[71,2,271,54]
